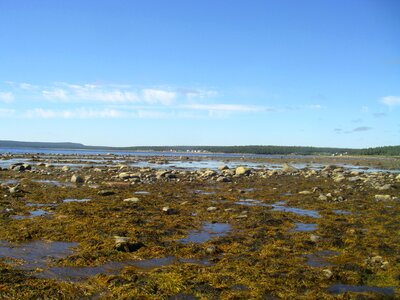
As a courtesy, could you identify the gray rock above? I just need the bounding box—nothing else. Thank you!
[71,174,84,184]
[118,172,131,180]
[205,245,218,254]
[114,236,144,252]
[218,165,229,171]
[162,206,176,215]
[123,197,140,203]
[207,206,218,212]
[310,234,320,243]
[61,166,70,172]
[98,190,115,196]
[282,163,298,173]
[322,269,333,279]
[235,166,250,176]
[375,194,392,201]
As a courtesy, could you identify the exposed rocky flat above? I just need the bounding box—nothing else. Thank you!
[0,153,399,299]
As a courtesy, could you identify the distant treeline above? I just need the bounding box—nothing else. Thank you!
[0,140,399,156]
[355,146,400,156]
[122,145,354,155]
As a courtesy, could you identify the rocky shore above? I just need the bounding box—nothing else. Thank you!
[0,153,399,299]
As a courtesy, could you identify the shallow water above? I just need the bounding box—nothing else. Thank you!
[26,202,57,207]
[328,283,395,296]
[290,223,317,232]
[180,222,232,244]
[35,256,212,281]
[332,209,351,215]
[235,199,321,218]
[33,180,74,187]
[0,240,77,269]
[11,209,51,220]
[0,179,19,185]
[271,201,320,218]
[235,199,266,207]
[305,250,339,267]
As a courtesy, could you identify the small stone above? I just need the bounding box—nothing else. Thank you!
[123,197,140,203]
[114,236,144,252]
[318,194,328,201]
[299,190,312,195]
[118,172,131,180]
[322,269,333,279]
[282,163,298,173]
[374,194,392,201]
[310,234,320,243]
[377,184,392,191]
[370,255,384,264]
[61,166,70,172]
[333,176,345,183]
[205,245,218,254]
[71,174,84,184]
[207,206,218,212]
[97,190,115,196]
[218,165,229,170]
[162,206,176,215]
[9,185,19,194]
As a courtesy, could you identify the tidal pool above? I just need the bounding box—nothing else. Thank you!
[235,199,321,218]
[290,223,317,232]
[328,284,395,296]
[0,240,77,270]
[305,250,339,267]
[180,222,232,244]
[11,209,52,220]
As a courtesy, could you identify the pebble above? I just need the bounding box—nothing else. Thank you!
[123,197,140,203]
[162,206,176,215]
[207,206,218,212]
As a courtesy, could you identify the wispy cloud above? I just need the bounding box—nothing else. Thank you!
[352,126,372,132]
[381,96,400,107]
[25,108,125,119]
[0,92,14,103]
[183,103,267,112]
[373,112,387,118]
[177,88,219,100]
[142,89,175,105]
[334,126,372,134]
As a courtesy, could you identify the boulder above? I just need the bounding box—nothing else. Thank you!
[282,163,298,173]
[71,174,84,184]
[235,166,250,176]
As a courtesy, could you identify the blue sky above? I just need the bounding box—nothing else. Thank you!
[0,0,399,148]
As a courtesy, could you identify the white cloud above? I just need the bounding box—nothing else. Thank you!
[307,104,324,109]
[19,83,36,90]
[137,110,170,119]
[142,89,176,105]
[381,96,400,107]
[0,92,14,103]
[25,108,124,119]
[183,104,265,112]
[42,89,68,100]
[178,88,219,100]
